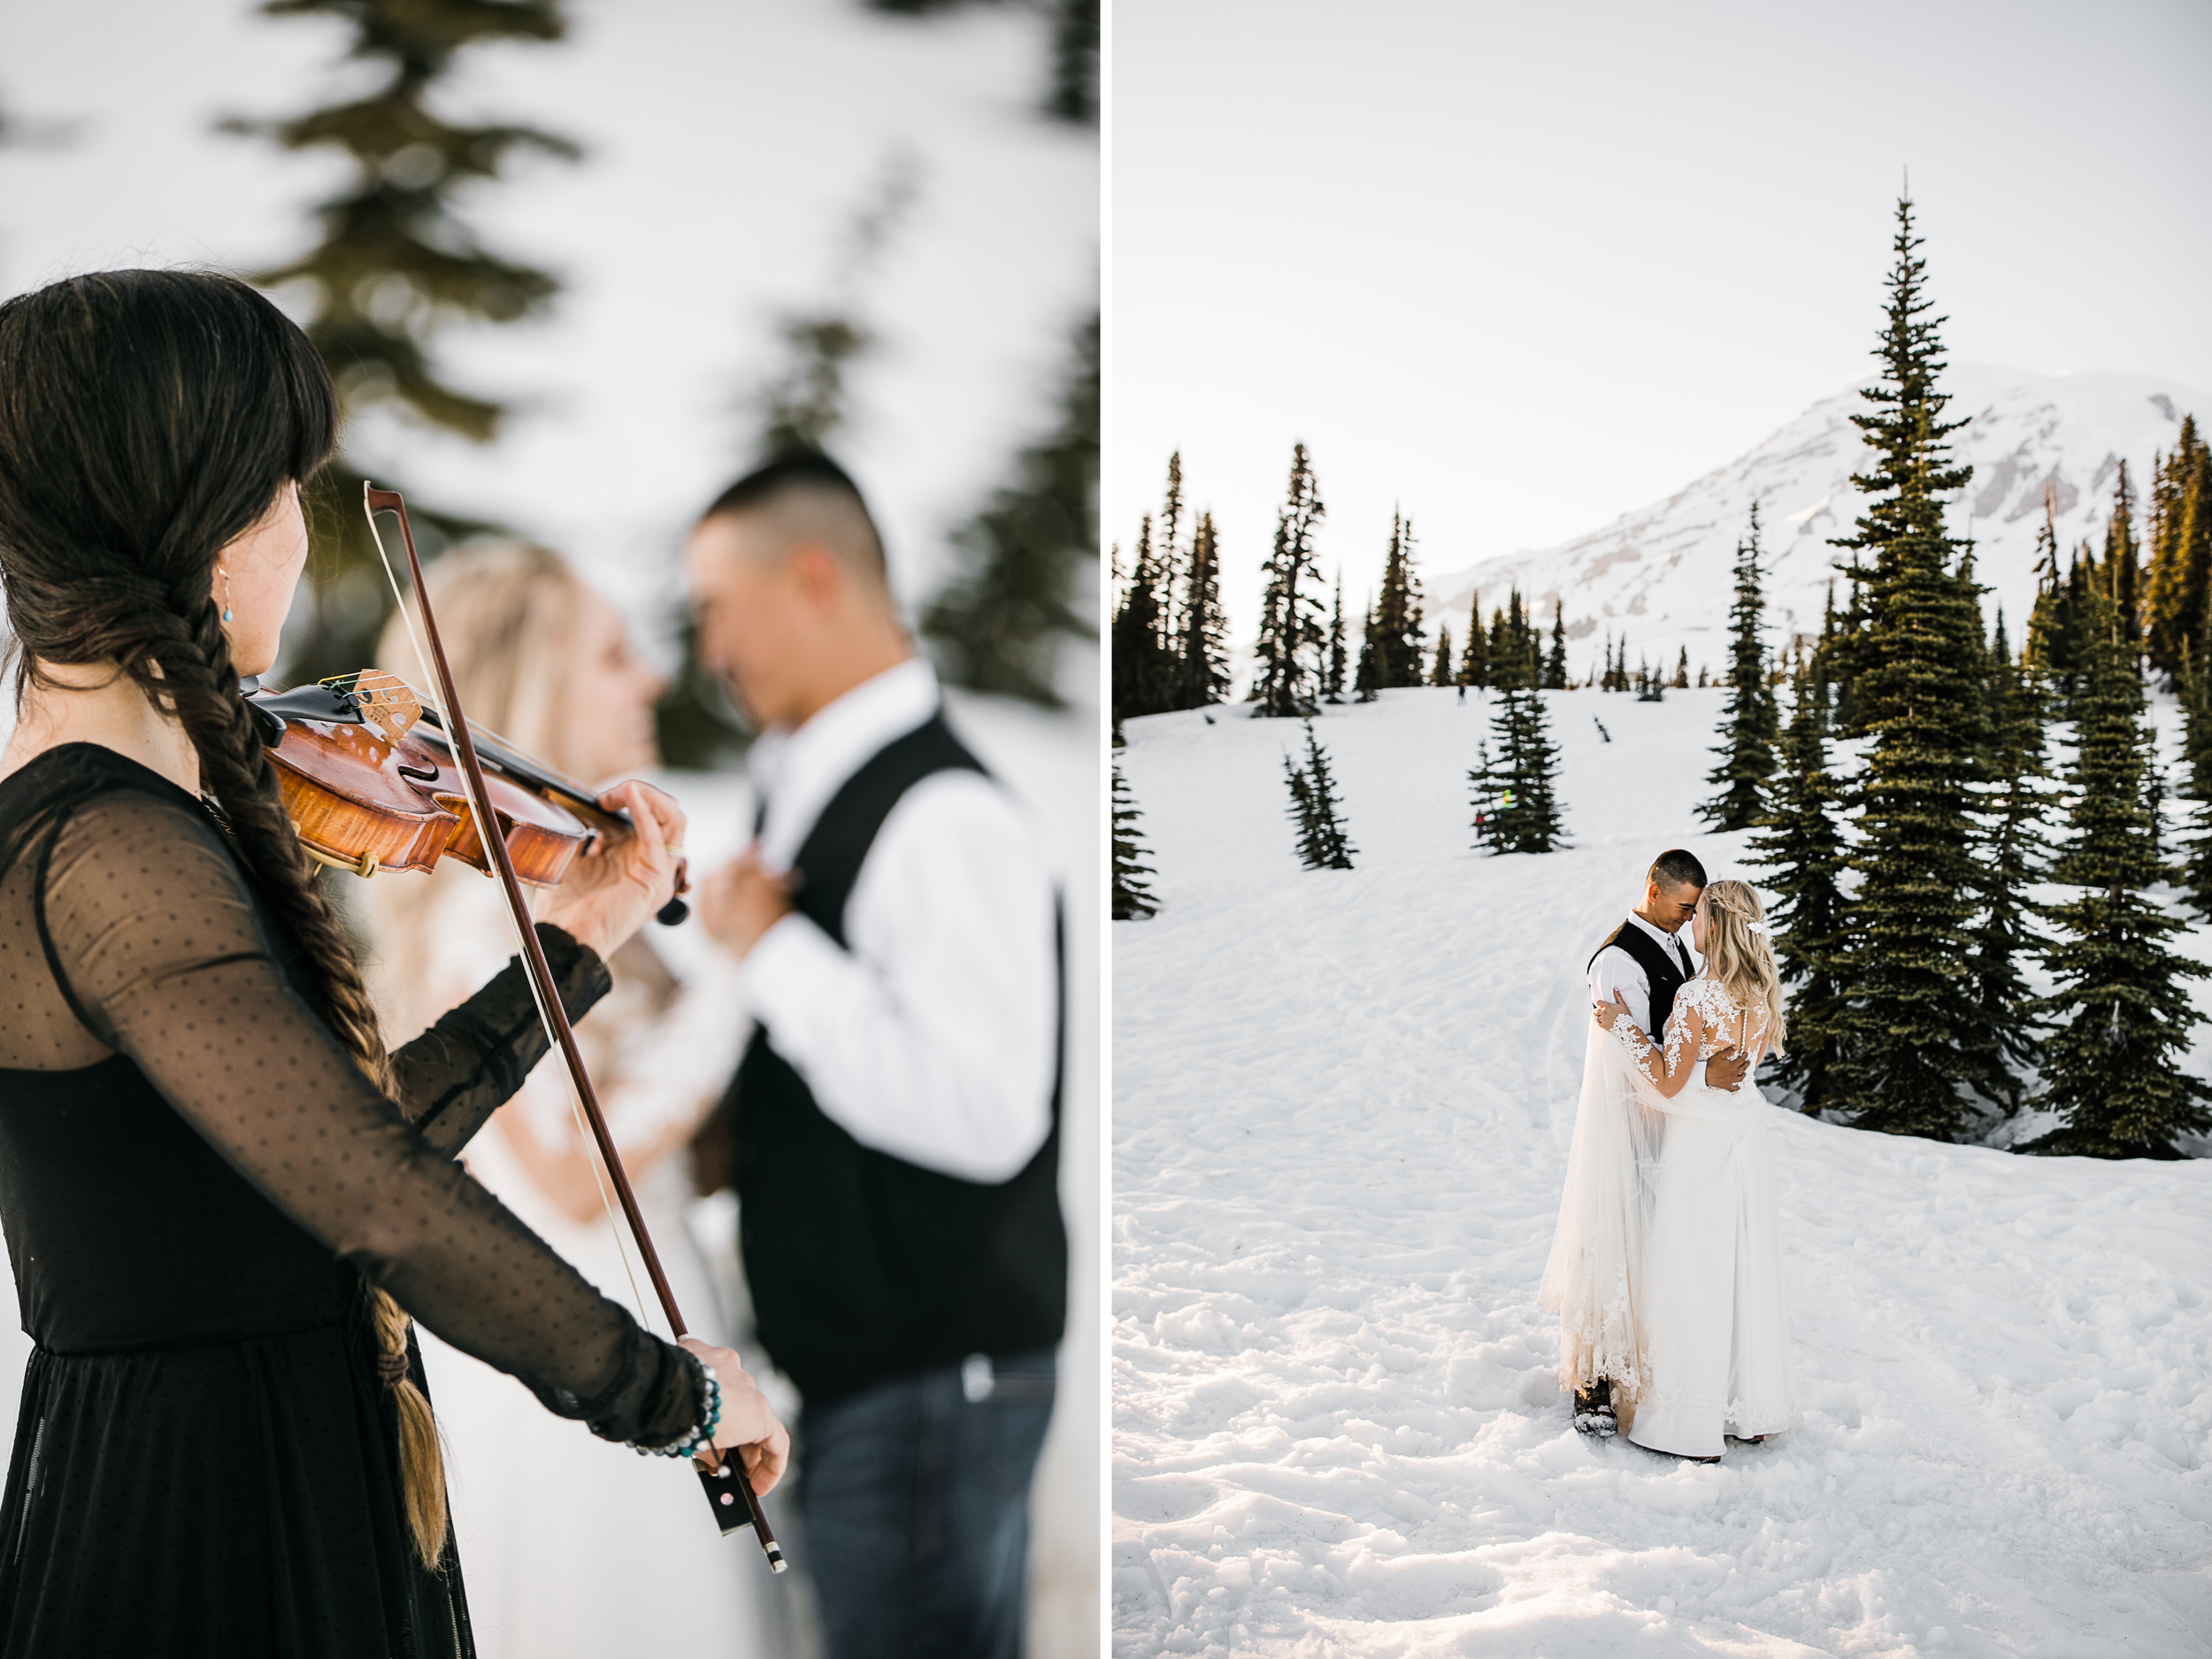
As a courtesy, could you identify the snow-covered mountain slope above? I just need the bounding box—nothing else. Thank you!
[1426,368,2210,680]
[1112,687,2212,1657]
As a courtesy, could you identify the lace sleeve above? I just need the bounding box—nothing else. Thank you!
[35,787,698,1446]
[1608,1012,1660,1082]
[386,926,613,1157]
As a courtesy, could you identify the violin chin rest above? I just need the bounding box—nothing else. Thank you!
[656,896,690,927]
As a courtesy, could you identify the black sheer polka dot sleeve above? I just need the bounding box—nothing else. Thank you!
[27,781,698,1446]
[388,924,612,1156]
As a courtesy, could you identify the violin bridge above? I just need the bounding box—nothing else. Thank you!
[321,670,423,747]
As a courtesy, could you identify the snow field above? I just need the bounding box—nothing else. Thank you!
[1113,685,2212,1657]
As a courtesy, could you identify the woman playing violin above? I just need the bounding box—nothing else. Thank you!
[0,269,785,1658]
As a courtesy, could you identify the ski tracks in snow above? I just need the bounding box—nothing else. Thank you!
[1113,689,2212,1658]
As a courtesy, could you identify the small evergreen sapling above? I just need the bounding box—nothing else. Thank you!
[1283,722,1356,870]
[1111,762,1159,919]
[1469,687,1565,854]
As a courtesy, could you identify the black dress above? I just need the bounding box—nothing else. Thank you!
[0,745,704,1658]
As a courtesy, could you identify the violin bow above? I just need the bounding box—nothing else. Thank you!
[361,484,786,1572]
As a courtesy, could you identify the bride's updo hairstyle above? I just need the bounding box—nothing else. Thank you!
[0,269,449,1566]
[1699,879,1787,1051]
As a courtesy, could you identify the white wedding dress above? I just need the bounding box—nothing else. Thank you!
[1540,973,1798,1458]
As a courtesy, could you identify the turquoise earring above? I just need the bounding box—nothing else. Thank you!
[220,569,234,624]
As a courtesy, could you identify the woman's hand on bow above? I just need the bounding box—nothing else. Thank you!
[535,780,686,963]
[679,1336,790,1494]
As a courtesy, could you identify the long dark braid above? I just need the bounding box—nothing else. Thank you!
[0,271,449,1565]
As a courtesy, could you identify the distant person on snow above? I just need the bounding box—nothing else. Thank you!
[1548,849,1749,1441]
[684,452,1066,1659]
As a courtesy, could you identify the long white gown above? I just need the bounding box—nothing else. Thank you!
[1541,973,1798,1459]
[373,878,793,1659]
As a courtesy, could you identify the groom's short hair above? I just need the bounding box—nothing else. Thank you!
[1650,849,1707,891]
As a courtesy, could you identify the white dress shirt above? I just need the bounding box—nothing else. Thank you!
[733,657,1059,1185]
[1586,911,1697,1043]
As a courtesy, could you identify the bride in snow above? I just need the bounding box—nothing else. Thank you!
[1541,876,1800,1463]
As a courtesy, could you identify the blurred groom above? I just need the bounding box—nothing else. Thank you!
[687,452,1065,1659]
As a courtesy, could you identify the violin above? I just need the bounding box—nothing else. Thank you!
[245,668,689,926]
[303,483,784,1571]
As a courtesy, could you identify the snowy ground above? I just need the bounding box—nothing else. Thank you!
[1112,685,2212,1658]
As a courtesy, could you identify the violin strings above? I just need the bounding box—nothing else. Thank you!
[361,495,659,1339]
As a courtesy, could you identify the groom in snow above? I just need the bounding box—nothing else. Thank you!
[1571,846,1748,1438]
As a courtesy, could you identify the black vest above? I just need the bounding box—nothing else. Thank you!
[730,714,1067,1403]
[1588,918,1694,1037]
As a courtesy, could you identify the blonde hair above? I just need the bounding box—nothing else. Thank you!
[1700,879,1787,1054]
[363,541,594,1037]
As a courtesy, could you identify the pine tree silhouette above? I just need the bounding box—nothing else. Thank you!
[924,307,1099,709]
[1674,646,1690,690]
[1251,444,1327,717]
[1353,596,1380,703]
[1284,722,1355,869]
[1544,600,1569,690]
[1324,574,1348,703]
[1431,623,1455,687]
[1457,589,1488,687]
[1372,511,1426,688]
[1111,761,1160,919]
[1110,512,1167,726]
[1750,660,1851,1112]
[1701,504,1780,829]
[1469,687,1563,854]
[2020,590,2210,1157]
[223,0,576,680]
[1171,509,1231,709]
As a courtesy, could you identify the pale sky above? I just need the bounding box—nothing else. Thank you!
[1109,0,2212,664]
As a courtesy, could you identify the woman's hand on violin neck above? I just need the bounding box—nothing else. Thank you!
[535,780,687,964]
[679,1336,790,1494]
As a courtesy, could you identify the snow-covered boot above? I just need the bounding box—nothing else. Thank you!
[1572,1379,1616,1438]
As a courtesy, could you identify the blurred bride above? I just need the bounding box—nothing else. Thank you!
[360,541,783,1658]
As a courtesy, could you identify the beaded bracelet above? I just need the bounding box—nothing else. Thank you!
[631,1349,722,1459]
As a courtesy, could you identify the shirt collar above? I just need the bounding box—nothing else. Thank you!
[1626,910,1692,964]
[749,656,940,867]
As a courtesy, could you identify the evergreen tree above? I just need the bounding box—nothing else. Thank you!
[1152,451,1186,652]
[1110,514,1167,725]
[1469,686,1564,854]
[1826,193,1989,1140]
[1431,623,1455,687]
[1966,608,2055,1107]
[1250,443,1328,717]
[2023,491,2070,695]
[1353,597,1380,703]
[1284,723,1356,869]
[2021,590,2212,1156]
[923,307,1100,708]
[1324,574,1348,703]
[1371,511,1426,687]
[2143,418,2210,684]
[1171,509,1230,709]
[1750,662,1851,1112]
[2105,461,2142,644]
[1111,761,1159,919]
[1701,504,1781,829]
[2171,626,2212,916]
[1674,646,1690,690]
[1545,600,1569,689]
[225,0,576,680]
[1457,589,1489,687]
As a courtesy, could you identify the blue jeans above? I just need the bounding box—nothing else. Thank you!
[798,1350,1056,1659]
